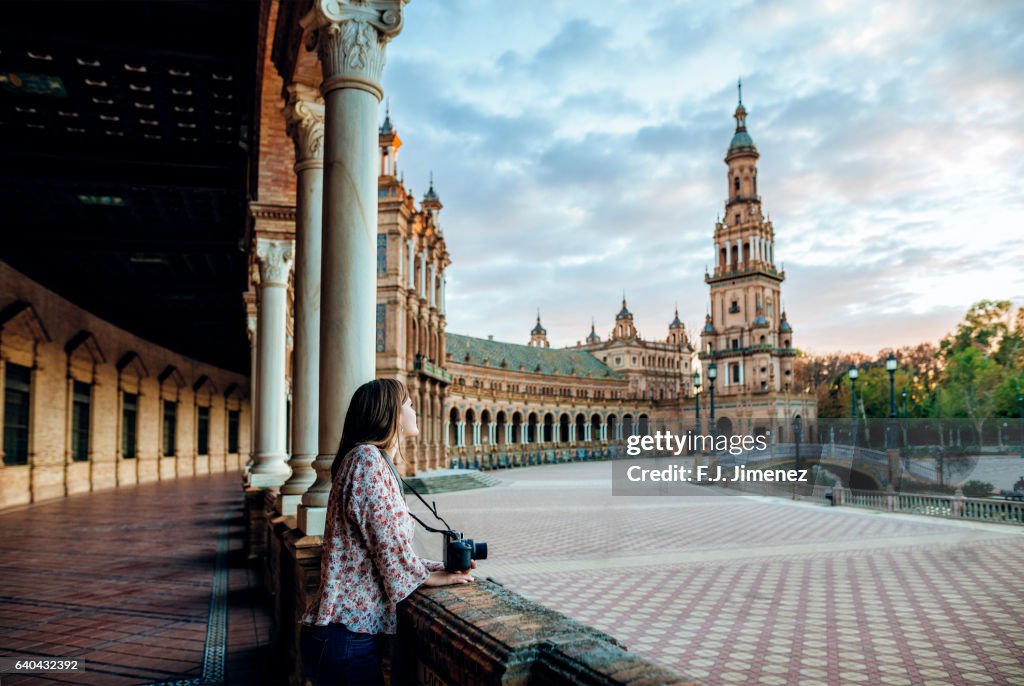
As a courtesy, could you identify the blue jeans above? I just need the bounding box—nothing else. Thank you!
[300,623,383,686]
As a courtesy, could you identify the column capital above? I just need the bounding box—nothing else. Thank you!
[301,0,407,100]
[283,84,325,169]
[256,238,295,287]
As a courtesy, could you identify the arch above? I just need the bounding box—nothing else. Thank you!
[192,374,218,395]
[116,351,149,379]
[0,300,50,343]
[496,411,507,444]
[448,407,460,446]
[65,330,105,365]
[481,409,492,445]
[716,416,734,438]
[543,412,555,443]
[590,413,602,441]
[607,414,618,440]
[623,413,634,436]
[638,414,649,435]
[158,365,186,390]
[575,413,586,441]
[511,411,522,444]
[528,412,539,443]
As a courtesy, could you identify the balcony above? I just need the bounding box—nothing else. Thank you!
[706,263,785,283]
[699,345,796,360]
[414,356,453,384]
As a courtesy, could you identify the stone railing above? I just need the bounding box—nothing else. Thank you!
[834,487,1024,525]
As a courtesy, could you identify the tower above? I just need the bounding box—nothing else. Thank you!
[528,311,550,348]
[701,82,796,397]
[612,296,637,340]
[667,307,687,348]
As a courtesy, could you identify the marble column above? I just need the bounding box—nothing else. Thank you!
[249,239,295,488]
[439,276,446,316]
[299,0,406,535]
[244,312,258,477]
[282,86,325,518]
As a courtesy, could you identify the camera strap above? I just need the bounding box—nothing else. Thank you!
[381,450,454,535]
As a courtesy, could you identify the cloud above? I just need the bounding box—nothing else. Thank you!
[380,0,1024,354]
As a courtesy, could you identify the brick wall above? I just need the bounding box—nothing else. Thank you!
[0,262,251,509]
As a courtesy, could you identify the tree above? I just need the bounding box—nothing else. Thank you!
[940,300,1014,360]
[934,348,1003,444]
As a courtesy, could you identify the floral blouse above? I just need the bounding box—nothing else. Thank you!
[301,443,442,634]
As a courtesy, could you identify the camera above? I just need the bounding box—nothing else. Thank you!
[443,530,487,572]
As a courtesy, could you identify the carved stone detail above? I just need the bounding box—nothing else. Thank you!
[301,0,407,98]
[283,84,325,165]
[256,239,295,287]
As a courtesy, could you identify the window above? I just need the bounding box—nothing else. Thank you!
[734,213,740,225]
[732,364,740,383]
[163,401,177,456]
[228,409,240,454]
[71,381,91,461]
[3,363,31,465]
[729,300,740,313]
[731,338,740,350]
[733,177,740,192]
[197,406,210,456]
[122,392,138,458]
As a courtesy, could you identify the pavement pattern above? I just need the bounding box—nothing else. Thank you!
[411,461,1024,686]
[0,473,274,686]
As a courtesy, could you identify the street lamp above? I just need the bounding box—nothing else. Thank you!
[886,353,898,451]
[693,371,702,436]
[849,364,859,449]
[707,362,717,443]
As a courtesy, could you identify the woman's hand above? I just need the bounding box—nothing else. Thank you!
[423,569,475,587]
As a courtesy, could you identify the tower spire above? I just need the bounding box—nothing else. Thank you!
[738,78,743,107]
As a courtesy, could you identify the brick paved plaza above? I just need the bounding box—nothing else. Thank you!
[2,465,1024,685]
[0,473,274,686]
[411,462,1024,686]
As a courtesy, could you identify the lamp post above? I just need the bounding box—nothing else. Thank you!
[693,371,702,436]
[849,364,859,449]
[708,362,717,446]
[886,353,898,452]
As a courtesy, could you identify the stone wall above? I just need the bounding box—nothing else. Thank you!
[0,261,251,509]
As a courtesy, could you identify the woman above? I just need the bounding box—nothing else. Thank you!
[300,379,474,685]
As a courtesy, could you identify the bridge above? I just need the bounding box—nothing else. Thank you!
[714,442,895,490]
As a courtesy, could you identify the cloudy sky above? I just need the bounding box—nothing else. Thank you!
[379,0,1024,356]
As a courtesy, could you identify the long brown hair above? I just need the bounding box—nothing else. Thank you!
[330,378,408,481]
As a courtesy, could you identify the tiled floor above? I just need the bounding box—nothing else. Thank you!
[411,462,1024,686]
[0,473,276,686]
